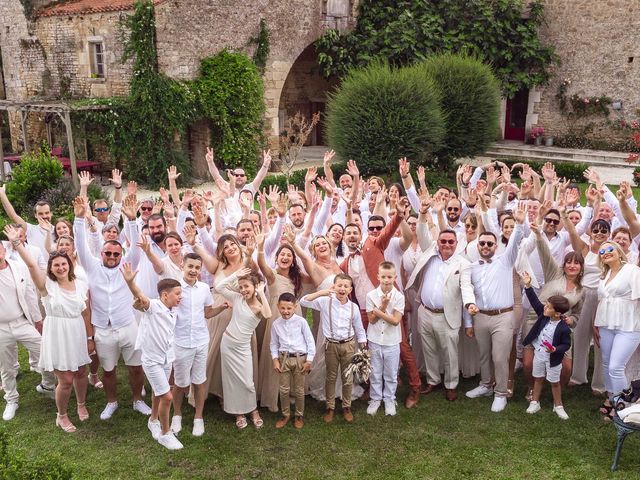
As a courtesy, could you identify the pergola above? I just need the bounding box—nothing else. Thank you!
[0,100,110,187]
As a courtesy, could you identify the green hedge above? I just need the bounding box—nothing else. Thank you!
[501,158,588,183]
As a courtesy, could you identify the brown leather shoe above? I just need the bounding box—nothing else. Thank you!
[275,416,290,429]
[420,383,443,395]
[405,389,420,409]
[323,409,334,423]
[294,416,304,429]
[343,407,354,423]
[445,389,458,401]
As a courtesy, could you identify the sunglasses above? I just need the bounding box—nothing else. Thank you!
[234,173,246,177]
[544,218,560,225]
[478,240,495,247]
[598,246,615,256]
[94,207,109,213]
[592,228,609,234]
[368,225,384,232]
[102,251,122,258]
[439,239,456,245]
[140,206,153,212]
[465,224,477,229]
[447,207,460,212]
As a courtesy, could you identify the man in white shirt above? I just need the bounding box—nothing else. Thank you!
[205,147,271,198]
[170,253,225,437]
[406,229,475,401]
[465,202,527,413]
[0,242,56,421]
[0,185,52,257]
[73,195,151,420]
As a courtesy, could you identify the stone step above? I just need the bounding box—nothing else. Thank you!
[484,149,633,169]
[487,142,629,164]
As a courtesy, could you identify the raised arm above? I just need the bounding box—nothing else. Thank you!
[4,225,47,295]
[322,149,337,188]
[120,262,150,311]
[247,149,271,193]
[0,184,28,228]
[256,232,276,285]
[184,223,219,275]
[255,281,272,319]
[560,192,589,256]
[531,222,563,282]
[396,198,413,251]
[167,165,181,206]
[205,147,227,186]
[214,267,249,302]
[617,184,640,238]
[521,272,544,317]
[72,197,100,273]
[283,224,323,285]
[137,234,166,275]
[78,171,93,200]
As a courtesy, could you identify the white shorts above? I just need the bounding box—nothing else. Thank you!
[94,322,142,372]
[532,352,562,383]
[143,361,172,396]
[173,343,208,388]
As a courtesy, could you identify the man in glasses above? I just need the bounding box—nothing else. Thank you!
[465,202,527,413]
[341,206,422,408]
[205,147,271,198]
[73,195,152,420]
[442,198,464,235]
[405,222,475,402]
[79,170,123,232]
[0,186,52,257]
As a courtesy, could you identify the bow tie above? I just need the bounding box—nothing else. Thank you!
[479,259,493,265]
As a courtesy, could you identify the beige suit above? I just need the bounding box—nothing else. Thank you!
[406,245,475,388]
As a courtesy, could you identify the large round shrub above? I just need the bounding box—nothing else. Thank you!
[414,54,501,162]
[325,61,446,176]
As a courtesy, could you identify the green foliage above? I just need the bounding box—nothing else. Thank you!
[315,0,558,97]
[553,122,640,153]
[250,19,270,73]
[502,158,588,183]
[6,146,64,212]
[414,54,501,162]
[194,50,265,177]
[326,61,445,176]
[0,429,73,479]
[260,169,307,193]
[76,1,264,187]
[633,167,640,187]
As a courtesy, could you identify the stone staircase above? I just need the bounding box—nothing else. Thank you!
[482,141,635,184]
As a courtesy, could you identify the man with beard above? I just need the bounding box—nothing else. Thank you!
[340,208,422,408]
[205,147,271,198]
[0,186,53,257]
[465,202,526,413]
[134,214,169,298]
[441,198,465,236]
[73,195,151,420]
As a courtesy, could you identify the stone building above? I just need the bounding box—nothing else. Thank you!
[0,0,638,178]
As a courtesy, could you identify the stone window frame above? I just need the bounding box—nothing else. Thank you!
[87,36,106,82]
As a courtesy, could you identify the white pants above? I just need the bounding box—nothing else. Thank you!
[599,328,640,396]
[369,341,400,402]
[173,343,208,388]
[418,306,459,389]
[142,361,172,396]
[0,317,56,404]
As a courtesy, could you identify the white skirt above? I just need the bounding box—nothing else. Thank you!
[221,333,257,415]
[39,314,91,372]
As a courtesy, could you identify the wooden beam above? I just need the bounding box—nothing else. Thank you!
[62,111,78,188]
[19,110,29,152]
[0,115,5,182]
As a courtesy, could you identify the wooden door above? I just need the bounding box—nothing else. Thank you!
[504,89,529,141]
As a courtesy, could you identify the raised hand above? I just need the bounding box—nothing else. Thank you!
[205,147,215,165]
[235,267,252,278]
[122,194,138,220]
[323,149,336,166]
[305,166,318,183]
[127,180,138,196]
[530,221,541,237]
[152,200,164,215]
[520,271,532,288]
[485,166,499,185]
[417,165,426,184]
[397,197,410,218]
[111,168,122,188]
[79,171,93,188]
[181,189,194,209]
[283,224,296,244]
[255,230,266,249]
[398,157,410,178]
[274,193,288,217]
[583,167,601,185]
[183,223,197,246]
[376,185,387,206]
[513,201,528,224]
[317,176,334,196]
[519,180,533,198]
[262,149,272,169]
[137,234,151,254]
[541,162,556,182]
[585,184,601,206]
[159,187,170,205]
[619,181,633,199]
[120,262,138,283]
[500,165,511,184]
[244,235,256,257]
[266,185,280,205]
[346,159,359,178]
[73,196,86,218]
[167,165,181,182]
[192,203,207,228]
[3,224,19,243]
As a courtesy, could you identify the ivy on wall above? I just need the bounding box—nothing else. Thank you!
[315,0,558,98]
[75,0,264,187]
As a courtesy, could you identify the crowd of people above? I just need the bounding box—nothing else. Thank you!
[1,150,640,450]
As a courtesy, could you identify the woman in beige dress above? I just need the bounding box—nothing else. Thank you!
[217,268,271,429]
[256,233,308,412]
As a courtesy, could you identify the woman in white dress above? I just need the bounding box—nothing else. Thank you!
[217,268,271,429]
[594,241,640,417]
[5,225,92,433]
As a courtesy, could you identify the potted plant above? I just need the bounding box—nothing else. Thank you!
[544,135,554,147]
[530,126,544,146]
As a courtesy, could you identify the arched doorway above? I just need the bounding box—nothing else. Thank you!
[277,44,339,146]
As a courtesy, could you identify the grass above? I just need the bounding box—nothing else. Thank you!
[3,349,640,479]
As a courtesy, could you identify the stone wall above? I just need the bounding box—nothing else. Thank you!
[536,0,640,141]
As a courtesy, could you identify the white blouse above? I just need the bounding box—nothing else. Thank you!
[595,263,640,331]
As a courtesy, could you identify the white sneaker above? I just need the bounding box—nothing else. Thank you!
[553,405,569,420]
[148,419,161,440]
[466,385,494,398]
[526,401,541,414]
[141,386,147,397]
[2,403,18,421]
[158,431,184,450]
[133,400,152,415]
[192,418,205,437]
[490,395,507,412]
[100,401,119,420]
[36,384,55,399]
[367,400,381,416]
[171,415,182,434]
[384,400,397,416]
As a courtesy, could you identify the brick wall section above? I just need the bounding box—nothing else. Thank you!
[536,0,640,139]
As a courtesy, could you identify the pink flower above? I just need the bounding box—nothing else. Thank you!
[584,98,590,104]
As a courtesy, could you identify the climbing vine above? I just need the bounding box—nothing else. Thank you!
[250,19,270,74]
[315,0,558,98]
[75,0,264,187]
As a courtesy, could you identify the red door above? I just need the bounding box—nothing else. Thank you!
[504,89,529,141]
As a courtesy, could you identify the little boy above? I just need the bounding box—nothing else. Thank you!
[521,272,572,420]
[121,263,184,450]
[365,262,405,416]
[270,292,316,429]
[300,273,366,424]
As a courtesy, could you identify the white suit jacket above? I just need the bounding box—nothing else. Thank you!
[5,258,42,324]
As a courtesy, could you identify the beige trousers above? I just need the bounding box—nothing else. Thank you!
[474,312,513,397]
[324,340,356,410]
[279,354,306,417]
[570,287,604,391]
[418,306,459,389]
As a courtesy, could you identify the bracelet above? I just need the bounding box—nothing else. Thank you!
[401,175,408,179]
[257,250,264,254]
[87,336,94,341]
[115,186,122,189]
[10,239,21,247]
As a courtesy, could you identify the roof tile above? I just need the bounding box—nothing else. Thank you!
[37,0,163,18]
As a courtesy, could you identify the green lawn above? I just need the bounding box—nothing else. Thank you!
[3,349,639,480]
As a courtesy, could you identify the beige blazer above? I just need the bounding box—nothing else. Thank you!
[6,258,42,324]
